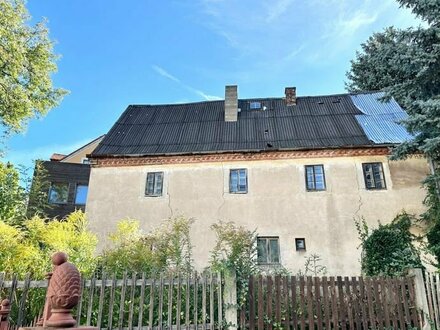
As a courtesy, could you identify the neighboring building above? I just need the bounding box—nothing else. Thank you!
[87,86,429,275]
[29,136,104,218]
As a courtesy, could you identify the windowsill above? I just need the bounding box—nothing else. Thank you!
[306,189,326,192]
[229,191,248,194]
[365,188,387,191]
[145,194,163,197]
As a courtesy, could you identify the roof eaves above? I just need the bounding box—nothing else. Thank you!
[89,144,395,159]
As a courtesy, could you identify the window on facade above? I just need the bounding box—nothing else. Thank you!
[82,158,91,165]
[75,185,88,205]
[48,183,69,204]
[362,163,386,190]
[305,165,326,191]
[145,172,164,196]
[295,238,306,251]
[257,237,280,264]
[229,169,247,193]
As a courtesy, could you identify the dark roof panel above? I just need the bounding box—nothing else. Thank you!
[92,92,409,157]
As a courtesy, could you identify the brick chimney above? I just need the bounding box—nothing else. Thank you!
[285,87,297,106]
[225,85,238,122]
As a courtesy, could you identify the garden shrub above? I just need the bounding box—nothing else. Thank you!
[210,221,257,308]
[0,210,97,277]
[356,212,422,276]
[426,220,440,266]
[98,216,194,276]
[423,176,440,268]
[296,254,327,277]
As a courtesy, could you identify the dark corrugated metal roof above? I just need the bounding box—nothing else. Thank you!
[92,93,407,157]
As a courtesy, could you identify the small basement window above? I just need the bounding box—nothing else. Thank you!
[257,237,280,264]
[145,172,164,197]
[295,238,306,251]
[48,182,69,204]
[249,101,261,110]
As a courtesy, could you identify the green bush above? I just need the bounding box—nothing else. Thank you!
[426,220,440,266]
[210,221,257,307]
[356,212,422,276]
[0,210,97,278]
[97,216,194,276]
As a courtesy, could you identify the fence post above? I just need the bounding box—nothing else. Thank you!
[223,269,238,330]
[0,299,11,330]
[409,268,431,330]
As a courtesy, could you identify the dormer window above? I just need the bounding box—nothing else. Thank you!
[250,102,261,110]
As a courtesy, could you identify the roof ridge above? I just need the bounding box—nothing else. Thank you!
[127,91,383,108]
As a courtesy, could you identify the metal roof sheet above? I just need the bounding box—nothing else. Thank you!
[350,92,407,117]
[355,115,413,144]
[92,92,409,157]
[350,92,412,144]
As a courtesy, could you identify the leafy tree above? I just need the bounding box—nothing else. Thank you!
[26,160,51,218]
[347,0,440,265]
[0,161,26,223]
[0,0,67,135]
[0,160,50,225]
[356,213,422,276]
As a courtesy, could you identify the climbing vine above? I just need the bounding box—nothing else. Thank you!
[355,213,422,276]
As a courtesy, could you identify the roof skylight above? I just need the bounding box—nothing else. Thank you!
[250,101,261,110]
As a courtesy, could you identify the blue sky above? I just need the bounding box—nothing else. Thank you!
[4,0,422,168]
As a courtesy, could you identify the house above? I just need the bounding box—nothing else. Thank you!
[29,135,104,218]
[86,86,429,275]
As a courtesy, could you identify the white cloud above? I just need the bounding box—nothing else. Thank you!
[283,44,306,61]
[198,0,421,59]
[265,0,295,23]
[152,65,221,101]
[152,65,180,83]
[337,11,378,36]
[193,0,426,87]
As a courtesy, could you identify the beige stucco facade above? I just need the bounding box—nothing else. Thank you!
[86,152,429,275]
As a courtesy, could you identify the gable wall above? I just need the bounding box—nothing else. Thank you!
[61,138,103,164]
[86,151,428,275]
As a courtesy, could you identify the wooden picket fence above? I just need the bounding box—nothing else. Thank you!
[425,271,440,329]
[0,271,223,330]
[240,275,421,330]
[2,270,439,330]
